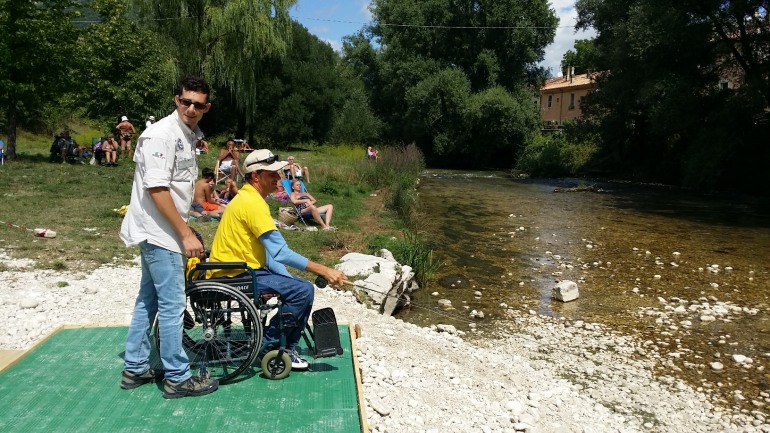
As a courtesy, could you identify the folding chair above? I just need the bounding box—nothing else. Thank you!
[280,179,326,226]
[215,159,241,185]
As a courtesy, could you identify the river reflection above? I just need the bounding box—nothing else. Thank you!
[401,169,770,410]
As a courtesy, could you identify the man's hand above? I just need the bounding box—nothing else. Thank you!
[320,267,350,288]
[182,228,204,259]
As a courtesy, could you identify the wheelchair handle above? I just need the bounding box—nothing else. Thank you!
[195,261,249,270]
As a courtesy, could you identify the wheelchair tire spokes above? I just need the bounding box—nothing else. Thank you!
[156,282,262,384]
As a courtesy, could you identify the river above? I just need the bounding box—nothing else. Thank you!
[402,170,770,412]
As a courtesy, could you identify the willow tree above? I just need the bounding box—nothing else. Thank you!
[131,0,296,138]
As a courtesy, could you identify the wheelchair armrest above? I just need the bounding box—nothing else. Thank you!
[195,261,249,271]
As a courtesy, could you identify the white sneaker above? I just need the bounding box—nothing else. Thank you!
[288,348,309,370]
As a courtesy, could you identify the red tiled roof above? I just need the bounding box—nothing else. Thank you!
[541,73,598,91]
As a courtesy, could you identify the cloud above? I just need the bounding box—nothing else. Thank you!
[540,1,596,76]
[359,1,373,20]
[324,38,343,53]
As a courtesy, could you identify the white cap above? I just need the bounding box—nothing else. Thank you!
[148,116,155,121]
[121,116,128,121]
[243,149,287,174]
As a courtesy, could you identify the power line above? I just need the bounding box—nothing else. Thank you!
[71,14,575,30]
[292,15,576,30]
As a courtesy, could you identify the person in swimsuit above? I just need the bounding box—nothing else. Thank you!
[289,180,335,230]
[102,133,118,166]
[115,116,136,155]
[215,138,243,182]
[192,167,226,219]
[283,155,311,183]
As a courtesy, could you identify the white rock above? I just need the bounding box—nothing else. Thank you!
[552,280,579,302]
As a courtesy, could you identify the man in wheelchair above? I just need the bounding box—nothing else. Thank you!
[207,149,349,370]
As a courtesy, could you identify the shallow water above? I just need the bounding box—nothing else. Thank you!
[402,170,770,411]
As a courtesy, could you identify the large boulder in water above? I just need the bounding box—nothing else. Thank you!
[335,249,419,316]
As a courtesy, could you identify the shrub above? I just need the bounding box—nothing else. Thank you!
[516,131,598,177]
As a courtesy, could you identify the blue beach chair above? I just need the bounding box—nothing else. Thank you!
[281,179,326,226]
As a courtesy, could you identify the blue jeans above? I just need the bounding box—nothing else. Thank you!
[124,242,191,383]
[251,269,314,350]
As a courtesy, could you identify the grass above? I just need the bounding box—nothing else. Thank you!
[0,131,436,283]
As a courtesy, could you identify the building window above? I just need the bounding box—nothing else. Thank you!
[568,93,575,110]
[547,95,552,108]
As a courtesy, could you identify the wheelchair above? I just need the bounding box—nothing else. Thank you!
[153,261,343,384]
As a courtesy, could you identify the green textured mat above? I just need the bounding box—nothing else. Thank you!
[0,326,361,433]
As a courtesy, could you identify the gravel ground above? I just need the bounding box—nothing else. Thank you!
[1,252,768,433]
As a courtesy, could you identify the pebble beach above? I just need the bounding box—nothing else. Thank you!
[1,251,769,433]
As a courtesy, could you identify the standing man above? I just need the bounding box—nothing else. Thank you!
[116,115,137,156]
[119,76,218,399]
[208,149,349,369]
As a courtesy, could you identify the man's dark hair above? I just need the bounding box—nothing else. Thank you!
[177,76,210,101]
[202,167,215,180]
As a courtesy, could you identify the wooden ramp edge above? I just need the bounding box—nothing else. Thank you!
[349,321,370,433]
[0,323,129,374]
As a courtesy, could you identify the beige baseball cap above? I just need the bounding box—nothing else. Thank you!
[243,149,287,174]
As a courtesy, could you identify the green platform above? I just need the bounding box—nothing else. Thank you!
[0,326,363,433]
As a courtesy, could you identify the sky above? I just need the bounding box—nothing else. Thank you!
[289,0,595,78]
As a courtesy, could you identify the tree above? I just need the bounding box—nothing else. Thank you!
[560,38,600,76]
[130,0,296,144]
[574,0,770,191]
[0,0,80,158]
[359,0,557,168]
[250,23,352,146]
[69,0,177,128]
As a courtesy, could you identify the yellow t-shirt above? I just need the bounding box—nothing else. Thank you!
[208,183,276,278]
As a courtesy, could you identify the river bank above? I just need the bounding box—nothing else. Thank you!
[1,251,768,433]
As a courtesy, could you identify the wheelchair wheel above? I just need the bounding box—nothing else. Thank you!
[261,350,292,380]
[155,282,261,384]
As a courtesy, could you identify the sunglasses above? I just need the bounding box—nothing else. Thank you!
[247,154,280,167]
[177,96,209,110]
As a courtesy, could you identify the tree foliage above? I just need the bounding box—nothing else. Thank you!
[69,0,177,129]
[0,0,81,157]
[246,23,360,146]
[130,0,296,142]
[573,0,770,191]
[560,39,600,76]
[350,0,558,168]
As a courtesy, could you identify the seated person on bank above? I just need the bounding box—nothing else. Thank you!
[283,155,310,183]
[196,136,209,154]
[270,179,290,202]
[101,133,119,166]
[207,149,349,369]
[192,168,226,219]
[366,146,379,160]
[289,180,335,230]
[215,138,244,182]
[234,139,252,151]
[49,130,81,163]
[214,178,239,204]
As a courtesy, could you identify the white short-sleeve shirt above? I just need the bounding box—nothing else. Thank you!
[119,110,200,254]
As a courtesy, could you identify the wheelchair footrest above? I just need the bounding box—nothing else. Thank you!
[311,307,343,358]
